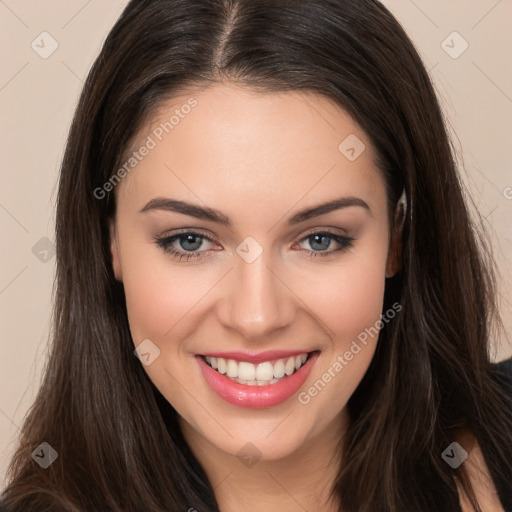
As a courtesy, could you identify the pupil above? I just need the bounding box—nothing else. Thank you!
[311,234,329,251]
[181,235,202,251]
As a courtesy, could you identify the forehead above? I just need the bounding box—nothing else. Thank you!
[115,83,385,216]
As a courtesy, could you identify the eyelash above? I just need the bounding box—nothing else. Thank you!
[153,230,355,262]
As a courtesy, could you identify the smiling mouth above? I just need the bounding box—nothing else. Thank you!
[200,352,315,386]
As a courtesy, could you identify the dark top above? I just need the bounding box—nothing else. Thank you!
[488,356,512,512]
[1,357,511,512]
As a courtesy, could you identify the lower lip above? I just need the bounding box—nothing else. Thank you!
[196,351,319,408]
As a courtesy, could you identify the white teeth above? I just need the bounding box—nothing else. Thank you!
[256,361,274,381]
[203,353,310,384]
[273,359,285,378]
[284,357,295,376]
[226,359,239,378]
[217,358,227,374]
[238,361,256,381]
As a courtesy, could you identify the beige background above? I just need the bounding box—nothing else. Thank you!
[1,0,511,487]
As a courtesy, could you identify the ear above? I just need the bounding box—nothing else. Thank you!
[385,201,404,278]
[109,218,123,281]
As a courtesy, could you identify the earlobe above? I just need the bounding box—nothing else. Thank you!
[109,219,123,281]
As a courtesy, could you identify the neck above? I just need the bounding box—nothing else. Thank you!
[179,410,348,512]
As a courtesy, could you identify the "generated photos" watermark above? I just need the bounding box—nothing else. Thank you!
[298,302,402,404]
[94,97,198,200]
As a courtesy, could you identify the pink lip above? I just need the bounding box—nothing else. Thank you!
[196,351,320,408]
[199,349,310,364]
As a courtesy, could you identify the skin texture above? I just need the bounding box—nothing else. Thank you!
[108,82,498,511]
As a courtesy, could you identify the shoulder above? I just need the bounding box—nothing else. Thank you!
[457,356,512,512]
[490,356,512,385]
[456,429,506,512]
[489,356,512,414]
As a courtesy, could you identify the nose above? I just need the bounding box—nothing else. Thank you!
[215,247,296,340]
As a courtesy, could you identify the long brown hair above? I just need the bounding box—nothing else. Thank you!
[3,0,512,510]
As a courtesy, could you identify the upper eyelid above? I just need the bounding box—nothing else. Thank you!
[159,226,349,239]
[161,230,218,244]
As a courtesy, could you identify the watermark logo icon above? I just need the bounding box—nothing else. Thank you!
[31,32,59,59]
[441,441,468,468]
[134,338,161,366]
[236,236,263,264]
[32,237,55,263]
[31,442,58,469]
[338,134,366,162]
[237,442,262,468]
[441,32,469,59]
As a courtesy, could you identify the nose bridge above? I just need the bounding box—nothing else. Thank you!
[217,242,295,338]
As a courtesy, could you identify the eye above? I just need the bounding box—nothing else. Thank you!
[153,231,218,261]
[294,231,355,258]
[154,229,355,262]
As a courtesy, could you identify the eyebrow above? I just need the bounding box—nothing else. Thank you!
[139,196,372,226]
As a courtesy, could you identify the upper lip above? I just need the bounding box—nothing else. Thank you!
[198,349,316,364]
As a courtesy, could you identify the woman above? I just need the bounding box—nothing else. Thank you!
[2,0,512,510]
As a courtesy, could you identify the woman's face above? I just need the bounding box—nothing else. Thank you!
[110,82,399,462]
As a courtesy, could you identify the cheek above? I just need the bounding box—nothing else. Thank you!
[293,233,388,347]
[296,260,387,423]
[339,267,386,342]
[317,267,385,330]
[119,241,211,345]
[294,232,388,407]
